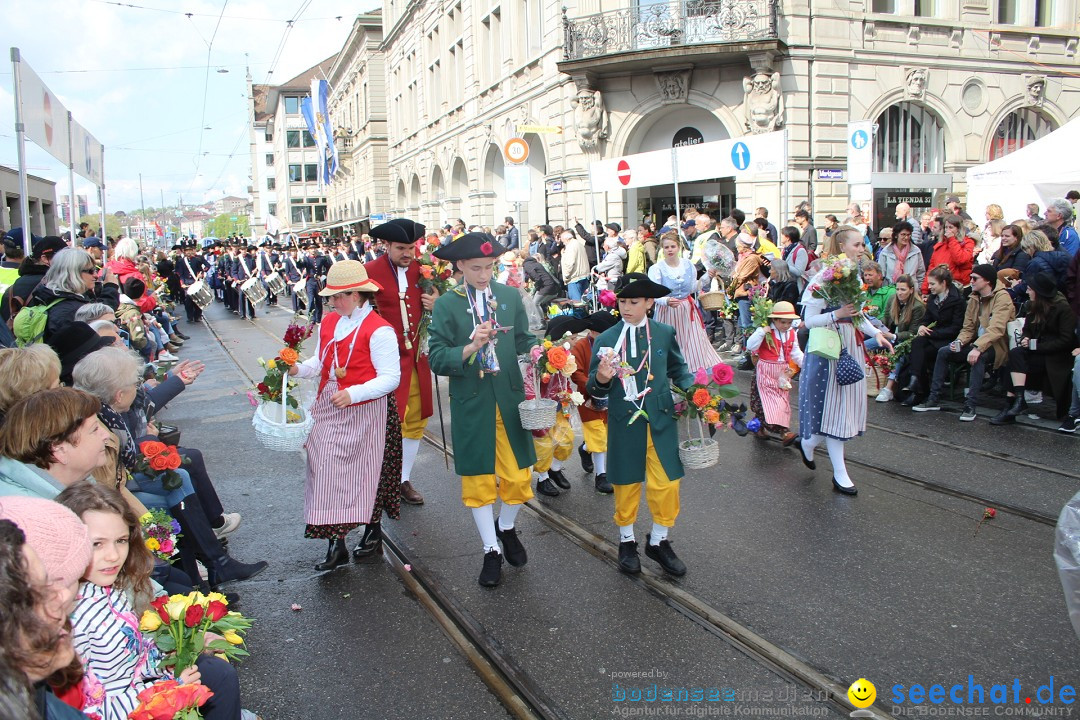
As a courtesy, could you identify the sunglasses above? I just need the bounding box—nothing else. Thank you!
[81,267,96,274]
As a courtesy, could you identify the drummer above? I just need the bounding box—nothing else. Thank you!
[288,260,403,570]
[175,240,208,324]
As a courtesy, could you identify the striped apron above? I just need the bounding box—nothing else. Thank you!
[798,320,867,441]
[652,298,721,372]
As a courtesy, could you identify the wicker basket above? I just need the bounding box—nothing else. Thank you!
[518,398,558,430]
[698,278,726,312]
[678,438,720,470]
[865,363,889,397]
[252,374,312,452]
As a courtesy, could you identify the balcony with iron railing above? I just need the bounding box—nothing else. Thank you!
[560,0,780,72]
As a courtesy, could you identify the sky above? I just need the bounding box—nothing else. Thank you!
[2,0,377,219]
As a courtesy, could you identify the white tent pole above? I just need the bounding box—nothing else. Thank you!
[11,48,33,256]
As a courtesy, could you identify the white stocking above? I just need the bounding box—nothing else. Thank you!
[400,438,421,482]
[593,452,607,475]
[471,505,500,553]
[826,437,853,487]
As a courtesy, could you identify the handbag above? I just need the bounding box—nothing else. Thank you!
[807,327,841,360]
[835,348,865,386]
[1006,318,1026,350]
[157,424,181,447]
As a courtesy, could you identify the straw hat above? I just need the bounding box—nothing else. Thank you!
[769,301,800,319]
[318,259,382,296]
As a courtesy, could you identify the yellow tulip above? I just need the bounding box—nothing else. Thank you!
[223,630,244,645]
[139,512,152,523]
[139,610,162,632]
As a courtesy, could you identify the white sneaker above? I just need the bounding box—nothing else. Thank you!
[196,561,209,582]
[1024,390,1044,404]
[158,351,179,362]
[875,387,894,403]
[214,512,242,539]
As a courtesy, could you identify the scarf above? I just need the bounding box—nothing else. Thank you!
[891,242,910,283]
[97,403,139,471]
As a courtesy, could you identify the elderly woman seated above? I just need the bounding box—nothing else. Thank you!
[0,345,62,424]
[71,346,265,587]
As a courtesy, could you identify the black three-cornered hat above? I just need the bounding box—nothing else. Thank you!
[369,218,426,245]
[432,232,508,262]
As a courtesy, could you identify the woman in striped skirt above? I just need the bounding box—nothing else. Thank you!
[647,232,722,372]
[796,228,893,496]
[290,261,402,570]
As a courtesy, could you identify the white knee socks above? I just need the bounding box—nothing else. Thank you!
[593,451,607,475]
[826,437,854,487]
[498,502,521,531]
[471,506,500,553]
[550,457,563,472]
[401,438,421,483]
[802,433,823,461]
[650,523,669,545]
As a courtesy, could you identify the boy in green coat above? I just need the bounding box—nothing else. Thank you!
[587,273,696,576]
[428,233,539,588]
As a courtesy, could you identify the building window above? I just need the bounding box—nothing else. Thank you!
[988,109,1055,160]
[999,0,1054,25]
[523,0,542,57]
[286,130,317,148]
[265,153,274,166]
[482,8,502,85]
[314,205,326,222]
[291,206,307,224]
[871,0,895,11]
[267,178,276,190]
[304,164,318,182]
[873,102,945,174]
[284,96,300,114]
[914,0,935,15]
[288,164,302,182]
[268,203,277,216]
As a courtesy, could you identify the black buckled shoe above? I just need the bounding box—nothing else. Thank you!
[831,477,858,496]
[796,439,816,470]
[594,473,614,494]
[495,526,527,567]
[536,478,560,496]
[316,538,349,571]
[578,443,594,474]
[644,534,686,577]
[478,550,503,587]
[548,468,571,490]
[618,540,640,574]
[352,522,382,560]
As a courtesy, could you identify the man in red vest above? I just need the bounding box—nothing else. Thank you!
[366,218,436,505]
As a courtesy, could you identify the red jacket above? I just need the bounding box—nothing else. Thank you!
[106,258,145,289]
[364,254,433,422]
[922,237,974,294]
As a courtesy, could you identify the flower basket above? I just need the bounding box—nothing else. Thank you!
[252,373,312,452]
[865,363,889,397]
[679,437,720,470]
[699,278,726,312]
[518,398,558,430]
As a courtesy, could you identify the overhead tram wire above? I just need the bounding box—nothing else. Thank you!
[86,0,346,23]
[187,0,230,196]
[261,0,316,85]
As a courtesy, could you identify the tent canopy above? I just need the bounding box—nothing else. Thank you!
[965,117,1080,224]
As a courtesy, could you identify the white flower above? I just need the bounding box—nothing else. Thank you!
[569,391,585,405]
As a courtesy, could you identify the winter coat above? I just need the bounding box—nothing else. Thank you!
[1066,250,1080,320]
[27,282,120,342]
[885,298,926,343]
[625,241,647,275]
[766,279,800,307]
[917,285,964,341]
[594,246,626,287]
[559,236,590,285]
[993,246,1030,274]
[0,456,65,499]
[115,299,148,350]
[1021,293,1079,418]
[1024,249,1071,291]
[106,258,144,289]
[955,287,1015,370]
[522,257,560,296]
[922,237,975,294]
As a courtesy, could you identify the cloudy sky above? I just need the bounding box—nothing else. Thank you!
[2,0,375,218]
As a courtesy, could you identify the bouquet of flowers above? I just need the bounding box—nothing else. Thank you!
[748,286,776,350]
[866,351,893,375]
[702,236,735,277]
[135,441,187,492]
[808,256,869,311]
[253,321,314,421]
[416,237,456,351]
[139,591,253,674]
[140,509,181,563]
[128,679,213,720]
[672,363,742,428]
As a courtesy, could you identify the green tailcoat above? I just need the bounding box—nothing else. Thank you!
[427,281,538,476]
[586,319,695,485]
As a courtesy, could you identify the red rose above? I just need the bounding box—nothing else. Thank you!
[150,595,170,623]
[206,599,228,622]
[256,382,269,394]
[148,455,170,472]
[140,440,167,458]
[184,603,204,628]
[480,241,493,255]
[985,508,997,519]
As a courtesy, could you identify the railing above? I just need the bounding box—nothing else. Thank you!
[562,0,777,61]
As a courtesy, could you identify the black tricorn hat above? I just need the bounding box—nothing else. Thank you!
[370,218,425,245]
[585,310,620,333]
[615,272,670,299]
[432,232,507,262]
[547,315,587,341]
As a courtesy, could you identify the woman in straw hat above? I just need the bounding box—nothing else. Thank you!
[289,260,403,571]
[745,301,804,444]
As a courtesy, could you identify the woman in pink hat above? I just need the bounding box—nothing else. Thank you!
[289,260,402,571]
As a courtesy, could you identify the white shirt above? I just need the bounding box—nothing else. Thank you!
[295,302,401,404]
[396,265,409,293]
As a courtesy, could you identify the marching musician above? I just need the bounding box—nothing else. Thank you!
[282,244,304,314]
[175,240,207,324]
[257,240,278,307]
[232,244,258,320]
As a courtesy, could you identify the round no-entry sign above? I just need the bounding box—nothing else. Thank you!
[503,137,529,164]
[617,159,631,186]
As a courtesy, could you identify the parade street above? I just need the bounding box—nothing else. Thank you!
[165,300,1080,720]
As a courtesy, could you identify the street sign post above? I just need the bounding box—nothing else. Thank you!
[503,138,529,164]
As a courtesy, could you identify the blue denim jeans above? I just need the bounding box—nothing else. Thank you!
[1070,353,1080,417]
[129,468,196,510]
[567,278,589,301]
[737,299,751,330]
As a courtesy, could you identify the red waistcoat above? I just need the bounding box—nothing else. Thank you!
[317,310,392,398]
[756,328,797,363]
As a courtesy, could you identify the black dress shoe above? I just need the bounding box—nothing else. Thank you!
[175,331,191,340]
[478,549,503,587]
[1005,395,1028,417]
[989,407,1016,425]
[578,443,594,474]
[832,477,858,496]
[548,468,571,490]
[796,439,816,470]
[495,526,527,567]
[900,393,917,407]
[316,538,349,571]
[594,473,614,494]
[352,522,382,560]
[536,478,560,496]
[644,534,686,576]
[618,540,640,574]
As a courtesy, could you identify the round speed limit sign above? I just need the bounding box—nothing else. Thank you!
[503,137,529,164]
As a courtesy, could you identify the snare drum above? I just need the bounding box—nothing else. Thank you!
[241,277,268,306]
[185,280,214,310]
[292,279,307,306]
[264,272,287,295]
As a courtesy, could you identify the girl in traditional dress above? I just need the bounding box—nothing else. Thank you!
[747,301,803,444]
[289,260,402,571]
[795,227,894,496]
[647,232,722,372]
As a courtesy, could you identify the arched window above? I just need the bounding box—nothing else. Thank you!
[873,102,944,174]
[988,109,1055,160]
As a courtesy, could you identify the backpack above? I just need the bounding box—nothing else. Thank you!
[13,298,63,347]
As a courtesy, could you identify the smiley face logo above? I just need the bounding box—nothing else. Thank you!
[847,678,876,709]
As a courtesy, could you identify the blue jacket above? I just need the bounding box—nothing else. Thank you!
[1024,249,1071,291]
[0,456,64,498]
[1058,225,1079,258]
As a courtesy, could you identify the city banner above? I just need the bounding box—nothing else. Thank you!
[12,52,70,165]
[70,118,104,187]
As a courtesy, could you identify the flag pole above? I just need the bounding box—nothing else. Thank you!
[11,48,33,257]
[66,111,77,242]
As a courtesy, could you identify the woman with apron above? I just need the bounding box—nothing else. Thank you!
[290,260,403,570]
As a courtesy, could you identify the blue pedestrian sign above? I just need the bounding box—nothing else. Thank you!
[851,130,869,150]
[731,142,750,171]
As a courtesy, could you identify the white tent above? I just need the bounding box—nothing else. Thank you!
[965,117,1080,223]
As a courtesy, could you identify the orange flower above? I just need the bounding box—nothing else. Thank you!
[148,454,170,472]
[419,264,433,279]
[703,408,720,424]
[140,440,167,458]
[546,346,568,370]
[279,348,299,366]
[162,448,182,470]
[692,388,711,408]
